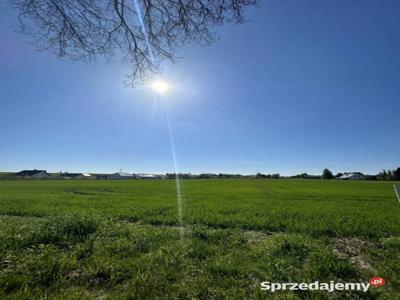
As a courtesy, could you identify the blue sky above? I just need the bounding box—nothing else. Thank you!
[1,0,399,175]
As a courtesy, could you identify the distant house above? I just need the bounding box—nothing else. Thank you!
[339,172,365,180]
[107,172,135,180]
[14,169,51,179]
[136,174,156,179]
[59,173,93,179]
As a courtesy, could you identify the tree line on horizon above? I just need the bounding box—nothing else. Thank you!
[1,167,399,181]
[318,167,400,181]
[257,166,400,181]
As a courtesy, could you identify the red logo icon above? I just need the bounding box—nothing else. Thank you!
[369,277,385,287]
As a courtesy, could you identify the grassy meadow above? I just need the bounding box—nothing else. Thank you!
[0,179,399,299]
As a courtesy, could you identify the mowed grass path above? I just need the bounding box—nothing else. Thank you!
[1,179,400,299]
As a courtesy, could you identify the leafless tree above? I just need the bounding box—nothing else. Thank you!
[10,0,258,85]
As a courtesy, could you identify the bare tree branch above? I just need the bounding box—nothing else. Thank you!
[10,0,258,85]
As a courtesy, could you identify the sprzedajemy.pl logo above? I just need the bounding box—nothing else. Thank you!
[260,277,385,293]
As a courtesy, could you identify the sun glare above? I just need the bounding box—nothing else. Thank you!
[151,80,170,94]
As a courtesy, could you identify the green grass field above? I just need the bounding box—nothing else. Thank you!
[0,179,399,299]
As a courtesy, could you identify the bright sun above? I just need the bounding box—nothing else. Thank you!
[151,80,170,94]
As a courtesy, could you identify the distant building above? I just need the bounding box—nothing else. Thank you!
[339,172,365,180]
[92,174,108,180]
[136,174,156,179]
[58,173,93,179]
[14,169,51,179]
[107,172,135,180]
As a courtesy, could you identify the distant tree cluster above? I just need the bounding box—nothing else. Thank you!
[319,167,400,181]
[377,168,400,181]
[256,173,280,179]
[322,168,334,180]
[290,173,321,179]
[218,173,243,178]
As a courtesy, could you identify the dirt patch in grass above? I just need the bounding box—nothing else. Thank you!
[242,230,275,244]
[68,189,116,196]
[335,237,367,256]
[334,237,375,271]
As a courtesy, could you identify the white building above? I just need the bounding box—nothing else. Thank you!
[136,174,156,179]
[107,172,135,180]
[59,173,93,179]
[339,173,365,180]
[77,173,93,179]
